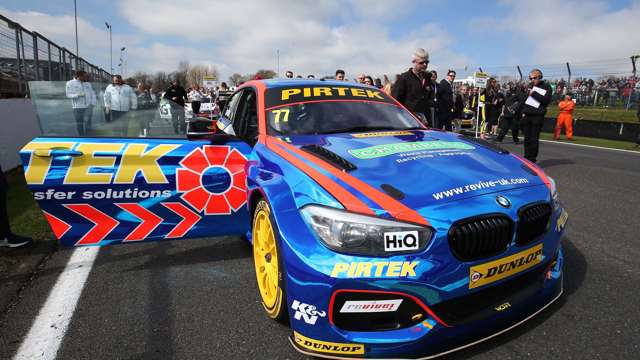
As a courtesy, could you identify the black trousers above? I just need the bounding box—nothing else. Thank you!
[521,114,544,162]
[437,110,453,131]
[110,110,129,136]
[496,116,520,142]
[73,108,87,136]
[191,101,201,115]
[0,166,10,238]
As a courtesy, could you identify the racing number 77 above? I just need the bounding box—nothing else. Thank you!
[271,109,290,124]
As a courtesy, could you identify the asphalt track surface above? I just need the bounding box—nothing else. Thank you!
[1,140,639,360]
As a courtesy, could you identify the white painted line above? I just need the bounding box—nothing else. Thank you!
[540,139,640,154]
[13,247,100,360]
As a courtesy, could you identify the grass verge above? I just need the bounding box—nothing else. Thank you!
[5,168,52,241]
[546,106,639,123]
[540,131,640,152]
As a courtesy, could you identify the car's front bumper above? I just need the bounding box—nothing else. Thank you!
[287,247,563,359]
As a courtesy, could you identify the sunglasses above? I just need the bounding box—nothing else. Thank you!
[529,76,540,80]
[448,74,456,77]
[417,61,428,65]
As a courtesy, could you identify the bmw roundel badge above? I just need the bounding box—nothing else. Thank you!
[496,195,511,208]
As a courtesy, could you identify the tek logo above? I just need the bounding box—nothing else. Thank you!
[291,300,326,325]
[384,231,419,252]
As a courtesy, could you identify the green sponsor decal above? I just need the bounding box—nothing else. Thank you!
[348,141,475,159]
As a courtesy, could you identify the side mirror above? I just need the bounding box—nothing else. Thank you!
[216,116,236,136]
[186,117,217,139]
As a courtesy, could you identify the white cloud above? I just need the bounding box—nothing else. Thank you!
[118,0,471,80]
[0,7,137,73]
[497,0,640,62]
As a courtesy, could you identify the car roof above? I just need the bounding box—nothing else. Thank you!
[244,79,374,90]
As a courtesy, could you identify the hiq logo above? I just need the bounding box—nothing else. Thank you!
[384,231,419,252]
[291,300,326,325]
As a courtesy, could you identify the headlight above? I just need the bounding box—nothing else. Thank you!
[300,205,433,256]
[548,176,559,203]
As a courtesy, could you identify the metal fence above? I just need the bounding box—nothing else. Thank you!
[452,57,640,109]
[0,13,111,97]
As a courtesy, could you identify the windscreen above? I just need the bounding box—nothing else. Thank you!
[264,85,422,135]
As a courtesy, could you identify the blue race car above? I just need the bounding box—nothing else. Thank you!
[20,79,567,359]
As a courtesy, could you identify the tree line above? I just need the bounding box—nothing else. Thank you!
[125,62,276,91]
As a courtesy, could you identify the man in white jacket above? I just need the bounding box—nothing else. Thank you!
[65,70,96,136]
[104,75,137,135]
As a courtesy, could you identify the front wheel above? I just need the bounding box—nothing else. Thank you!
[252,199,287,322]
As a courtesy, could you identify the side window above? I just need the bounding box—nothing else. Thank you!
[223,90,243,122]
[28,81,193,138]
[232,90,258,145]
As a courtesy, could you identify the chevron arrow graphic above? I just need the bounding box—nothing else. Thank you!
[116,203,164,241]
[64,204,120,245]
[162,202,201,238]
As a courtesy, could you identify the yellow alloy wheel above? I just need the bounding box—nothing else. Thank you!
[252,200,284,319]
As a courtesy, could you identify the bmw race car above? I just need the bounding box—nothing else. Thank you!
[20,79,567,359]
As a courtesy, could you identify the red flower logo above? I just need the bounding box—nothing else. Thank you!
[176,146,248,215]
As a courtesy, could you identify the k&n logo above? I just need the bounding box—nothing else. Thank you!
[291,300,326,325]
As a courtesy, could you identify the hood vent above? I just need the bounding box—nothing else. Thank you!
[380,183,405,200]
[459,135,509,154]
[301,144,357,172]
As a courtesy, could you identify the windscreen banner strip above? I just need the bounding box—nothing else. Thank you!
[265,86,396,109]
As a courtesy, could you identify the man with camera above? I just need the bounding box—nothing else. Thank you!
[391,48,434,126]
[521,69,552,163]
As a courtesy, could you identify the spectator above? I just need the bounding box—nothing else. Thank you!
[357,74,366,84]
[496,84,522,143]
[374,78,383,89]
[482,78,500,138]
[521,69,552,163]
[335,69,345,81]
[307,74,315,79]
[104,75,137,136]
[163,79,188,134]
[391,48,434,125]
[189,84,205,115]
[219,82,229,91]
[135,83,153,137]
[453,85,467,119]
[437,69,456,131]
[382,74,392,95]
[285,70,294,79]
[0,165,31,248]
[430,70,439,128]
[363,76,374,86]
[554,94,575,140]
[65,70,96,136]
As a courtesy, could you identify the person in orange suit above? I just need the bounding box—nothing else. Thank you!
[554,94,575,140]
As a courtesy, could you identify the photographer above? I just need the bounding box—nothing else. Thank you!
[521,69,552,163]
[495,84,522,143]
[391,48,434,126]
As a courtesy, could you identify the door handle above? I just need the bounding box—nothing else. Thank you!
[34,147,84,157]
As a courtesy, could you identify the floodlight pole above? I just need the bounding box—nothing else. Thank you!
[74,0,79,68]
[105,22,113,74]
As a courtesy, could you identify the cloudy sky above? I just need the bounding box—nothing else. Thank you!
[1,0,639,81]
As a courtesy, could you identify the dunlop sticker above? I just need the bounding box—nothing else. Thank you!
[348,141,475,159]
[351,131,413,138]
[293,331,365,355]
[469,244,543,289]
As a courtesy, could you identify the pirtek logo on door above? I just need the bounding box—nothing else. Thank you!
[22,142,178,185]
